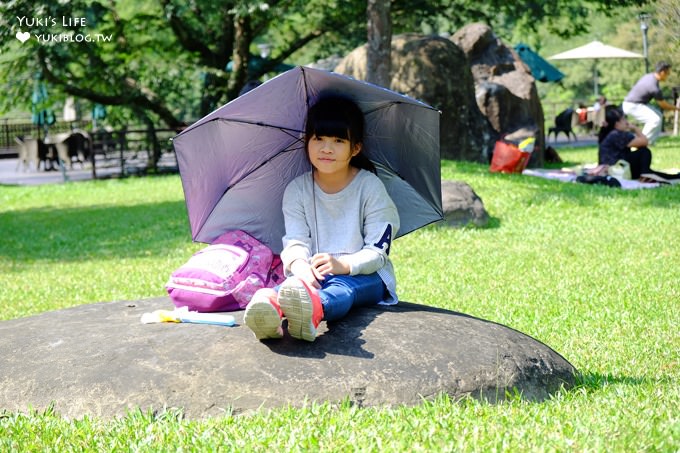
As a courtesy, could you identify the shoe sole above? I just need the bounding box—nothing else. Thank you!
[278,281,317,342]
[244,300,283,340]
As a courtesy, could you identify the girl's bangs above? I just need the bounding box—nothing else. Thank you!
[309,119,351,140]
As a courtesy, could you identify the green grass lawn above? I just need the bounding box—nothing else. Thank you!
[1,138,679,451]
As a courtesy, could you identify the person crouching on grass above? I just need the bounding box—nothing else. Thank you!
[244,95,400,342]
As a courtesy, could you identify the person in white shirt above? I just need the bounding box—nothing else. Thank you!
[244,96,400,342]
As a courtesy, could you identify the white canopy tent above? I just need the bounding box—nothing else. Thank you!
[549,40,644,96]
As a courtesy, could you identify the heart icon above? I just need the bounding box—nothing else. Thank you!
[16,31,30,43]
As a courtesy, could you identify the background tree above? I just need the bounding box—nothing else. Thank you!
[0,0,653,131]
[366,0,391,87]
[0,0,365,128]
[655,0,680,51]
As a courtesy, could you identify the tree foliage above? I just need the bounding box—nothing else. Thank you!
[0,0,652,128]
[525,3,678,118]
[655,0,680,52]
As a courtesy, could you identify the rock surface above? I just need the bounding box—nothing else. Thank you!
[0,298,576,419]
[335,33,496,162]
[440,180,490,227]
[451,23,546,166]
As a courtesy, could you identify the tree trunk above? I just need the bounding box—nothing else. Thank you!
[366,0,392,88]
[227,14,252,100]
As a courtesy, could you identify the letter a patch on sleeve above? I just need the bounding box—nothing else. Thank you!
[373,224,393,255]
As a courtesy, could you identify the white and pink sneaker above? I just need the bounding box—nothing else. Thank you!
[244,288,284,340]
[277,277,324,342]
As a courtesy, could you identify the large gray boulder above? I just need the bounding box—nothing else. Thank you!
[335,33,496,162]
[0,298,576,419]
[451,23,545,166]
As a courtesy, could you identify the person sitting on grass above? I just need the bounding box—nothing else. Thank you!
[243,95,400,342]
[597,107,680,183]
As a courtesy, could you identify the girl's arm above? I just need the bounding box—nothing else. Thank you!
[332,178,399,276]
[312,227,390,277]
[280,179,323,287]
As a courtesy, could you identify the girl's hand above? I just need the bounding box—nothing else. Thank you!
[290,259,323,289]
[311,253,350,276]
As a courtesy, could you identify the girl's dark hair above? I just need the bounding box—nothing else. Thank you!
[305,95,376,174]
[598,107,625,143]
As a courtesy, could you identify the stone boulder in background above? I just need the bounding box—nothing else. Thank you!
[440,180,489,228]
[335,33,496,162]
[451,23,545,167]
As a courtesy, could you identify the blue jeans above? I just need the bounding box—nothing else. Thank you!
[317,273,385,322]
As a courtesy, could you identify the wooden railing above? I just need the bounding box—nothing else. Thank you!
[87,127,180,179]
[9,122,181,178]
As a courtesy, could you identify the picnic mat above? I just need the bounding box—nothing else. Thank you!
[521,168,664,190]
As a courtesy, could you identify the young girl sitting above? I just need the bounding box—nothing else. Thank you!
[244,96,400,342]
[598,107,680,183]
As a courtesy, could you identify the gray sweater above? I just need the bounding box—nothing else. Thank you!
[281,169,400,304]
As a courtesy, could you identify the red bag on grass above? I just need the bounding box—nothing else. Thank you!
[489,138,534,174]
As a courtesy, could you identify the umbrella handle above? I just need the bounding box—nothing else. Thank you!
[311,171,319,255]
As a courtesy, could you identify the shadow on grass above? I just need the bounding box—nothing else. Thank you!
[0,201,192,262]
[545,159,581,169]
[484,216,502,229]
[574,371,662,390]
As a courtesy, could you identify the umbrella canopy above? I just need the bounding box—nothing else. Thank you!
[173,66,443,254]
[91,103,107,129]
[549,40,643,96]
[31,75,55,128]
[548,40,643,60]
[514,43,564,83]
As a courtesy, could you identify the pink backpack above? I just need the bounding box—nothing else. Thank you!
[166,230,285,312]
